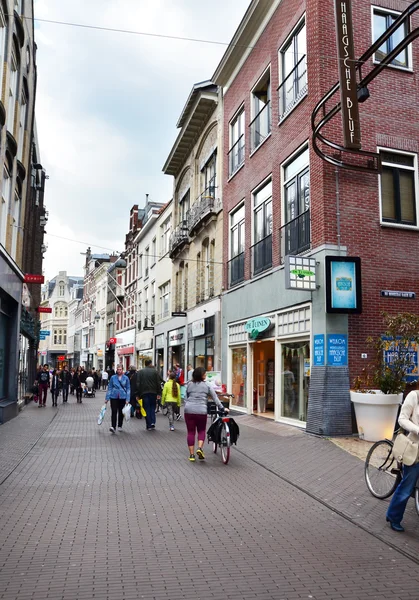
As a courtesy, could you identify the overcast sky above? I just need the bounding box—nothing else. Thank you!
[34,0,250,280]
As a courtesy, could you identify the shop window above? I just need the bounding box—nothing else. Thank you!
[252,179,272,275]
[250,67,271,153]
[379,149,417,226]
[231,347,247,408]
[281,147,310,260]
[281,341,310,422]
[229,107,245,177]
[372,7,410,69]
[0,312,9,399]
[279,19,307,120]
[229,203,245,287]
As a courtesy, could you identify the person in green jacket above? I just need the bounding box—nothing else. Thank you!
[161,371,181,431]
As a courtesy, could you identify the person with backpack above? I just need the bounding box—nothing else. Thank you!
[161,372,181,431]
[184,367,228,462]
[105,364,131,434]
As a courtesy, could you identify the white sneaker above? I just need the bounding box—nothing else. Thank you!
[109,427,116,434]
[118,427,123,432]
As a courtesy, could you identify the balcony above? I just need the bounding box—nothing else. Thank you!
[278,55,307,122]
[228,252,245,288]
[228,134,245,177]
[251,234,272,276]
[279,209,310,263]
[187,183,222,237]
[169,220,189,258]
[249,101,271,153]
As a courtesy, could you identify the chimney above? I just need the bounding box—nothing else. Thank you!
[130,204,139,233]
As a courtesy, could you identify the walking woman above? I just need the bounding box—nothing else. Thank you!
[105,364,130,434]
[386,389,419,532]
[73,366,83,404]
[184,367,228,462]
[161,372,181,431]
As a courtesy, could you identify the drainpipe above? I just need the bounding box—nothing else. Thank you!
[335,167,341,254]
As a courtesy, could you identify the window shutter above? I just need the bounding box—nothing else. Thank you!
[399,170,416,224]
[381,168,395,220]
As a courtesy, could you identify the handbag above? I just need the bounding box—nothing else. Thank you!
[392,433,419,466]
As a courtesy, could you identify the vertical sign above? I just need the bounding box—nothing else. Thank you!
[313,334,325,366]
[334,0,361,149]
[327,334,348,366]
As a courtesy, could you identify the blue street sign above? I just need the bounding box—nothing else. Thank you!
[313,334,325,366]
[40,330,50,336]
[327,334,348,366]
[39,337,46,341]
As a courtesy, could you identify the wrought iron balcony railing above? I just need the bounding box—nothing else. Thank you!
[169,220,189,257]
[228,252,245,287]
[249,101,271,153]
[187,181,222,236]
[228,134,245,177]
[251,234,272,276]
[278,55,307,121]
[279,209,310,263]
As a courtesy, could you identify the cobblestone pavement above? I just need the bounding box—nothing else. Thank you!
[1,392,419,600]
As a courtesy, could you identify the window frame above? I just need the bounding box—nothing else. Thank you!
[249,65,272,155]
[281,144,310,225]
[278,15,307,122]
[228,105,245,178]
[378,146,419,229]
[371,6,412,71]
[229,202,245,260]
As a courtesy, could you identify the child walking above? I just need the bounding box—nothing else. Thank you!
[161,372,181,431]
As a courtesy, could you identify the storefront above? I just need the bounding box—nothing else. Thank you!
[187,316,215,372]
[155,333,165,378]
[167,327,185,372]
[115,328,135,371]
[136,337,153,370]
[227,304,311,426]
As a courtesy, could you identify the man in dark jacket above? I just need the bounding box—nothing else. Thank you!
[136,360,164,430]
[127,365,139,417]
[36,364,50,407]
[60,367,72,403]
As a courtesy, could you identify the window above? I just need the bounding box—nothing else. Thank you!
[201,152,217,197]
[196,252,202,303]
[0,5,7,99]
[250,68,271,153]
[138,254,143,278]
[151,238,156,267]
[380,150,417,226]
[144,287,149,326]
[14,0,22,14]
[175,268,183,312]
[159,282,170,319]
[281,147,310,258]
[59,283,65,296]
[252,180,272,275]
[160,217,171,256]
[17,85,27,160]
[151,281,155,324]
[0,160,11,246]
[229,108,245,177]
[279,20,307,119]
[179,190,190,225]
[53,328,66,345]
[145,247,149,278]
[373,7,410,69]
[229,204,245,286]
[7,40,19,134]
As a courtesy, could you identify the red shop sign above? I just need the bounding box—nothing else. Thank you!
[108,337,117,344]
[117,345,134,355]
[57,356,66,361]
[37,307,52,313]
[24,274,45,284]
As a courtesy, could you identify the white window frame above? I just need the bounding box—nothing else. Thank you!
[278,15,307,122]
[159,282,170,319]
[251,175,272,247]
[10,186,20,258]
[281,143,310,226]
[160,217,171,257]
[371,6,412,71]
[378,146,419,230]
[228,105,245,177]
[7,46,19,134]
[151,237,156,267]
[229,202,245,260]
[0,163,11,246]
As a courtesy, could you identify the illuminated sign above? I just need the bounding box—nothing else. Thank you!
[24,274,45,284]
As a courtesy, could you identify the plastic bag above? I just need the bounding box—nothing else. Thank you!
[97,404,107,425]
[138,398,146,417]
[122,403,131,422]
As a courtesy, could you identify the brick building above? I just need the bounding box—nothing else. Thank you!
[213,0,419,434]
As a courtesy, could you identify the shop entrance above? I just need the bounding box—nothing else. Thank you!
[252,340,275,417]
[281,340,310,422]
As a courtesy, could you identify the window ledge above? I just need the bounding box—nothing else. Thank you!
[373,59,413,73]
[227,161,245,182]
[380,221,419,231]
[249,132,272,159]
[278,90,308,125]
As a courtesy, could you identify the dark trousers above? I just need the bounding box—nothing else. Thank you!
[102,380,108,390]
[51,389,59,406]
[39,383,48,405]
[143,393,157,428]
[110,398,125,429]
[62,385,69,402]
[76,387,82,403]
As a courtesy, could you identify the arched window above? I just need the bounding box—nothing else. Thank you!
[59,283,65,297]
[17,78,28,160]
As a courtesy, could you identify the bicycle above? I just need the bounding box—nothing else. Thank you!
[364,430,419,515]
[207,393,235,465]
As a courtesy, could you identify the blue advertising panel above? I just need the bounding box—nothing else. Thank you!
[40,330,50,336]
[325,256,362,314]
[327,334,348,366]
[313,334,325,366]
[383,337,419,383]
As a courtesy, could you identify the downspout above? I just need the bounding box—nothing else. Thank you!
[335,167,341,254]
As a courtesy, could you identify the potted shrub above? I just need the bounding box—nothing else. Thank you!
[350,312,419,441]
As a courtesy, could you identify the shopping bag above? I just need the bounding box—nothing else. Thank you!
[97,404,107,425]
[138,398,146,417]
[122,403,131,422]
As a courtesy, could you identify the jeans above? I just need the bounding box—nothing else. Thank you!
[62,385,69,402]
[39,383,48,405]
[184,413,207,447]
[110,398,125,429]
[386,461,419,524]
[143,393,157,428]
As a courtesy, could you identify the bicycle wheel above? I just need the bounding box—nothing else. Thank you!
[364,439,401,499]
[220,423,231,465]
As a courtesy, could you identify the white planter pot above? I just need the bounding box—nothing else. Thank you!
[350,390,402,442]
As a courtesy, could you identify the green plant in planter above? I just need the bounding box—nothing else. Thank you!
[353,312,419,394]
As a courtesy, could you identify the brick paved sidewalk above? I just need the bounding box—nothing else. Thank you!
[1,393,419,600]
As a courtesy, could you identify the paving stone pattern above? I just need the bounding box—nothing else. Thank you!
[0,393,419,599]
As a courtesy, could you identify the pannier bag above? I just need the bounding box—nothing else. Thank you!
[207,418,240,445]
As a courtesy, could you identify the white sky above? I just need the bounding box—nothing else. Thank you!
[34,0,250,280]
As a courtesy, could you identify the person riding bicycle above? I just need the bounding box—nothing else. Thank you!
[184,367,228,462]
[386,388,419,532]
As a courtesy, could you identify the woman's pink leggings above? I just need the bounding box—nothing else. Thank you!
[184,413,207,447]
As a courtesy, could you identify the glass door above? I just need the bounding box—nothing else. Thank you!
[281,340,310,422]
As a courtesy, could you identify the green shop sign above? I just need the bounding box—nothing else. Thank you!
[291,268,315,279]
[244,317,272,339]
